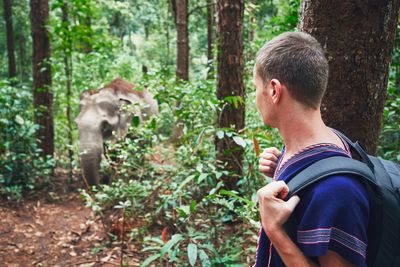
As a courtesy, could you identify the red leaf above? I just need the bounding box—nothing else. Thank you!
[253,135,260,157]
[161,227,168,244]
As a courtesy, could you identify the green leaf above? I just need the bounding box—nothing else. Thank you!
[189,200,197,213]
[15,115,24,125]
[216,130,224,139]
[141,254,160,267]
[160,234,184,257]
[176,205,190,218]
[198,173,208,184]
[132,115,140,127]
[233,136,246,148]
[219,189,254,206]
[177,175,195,192]
[199,249,211,267]
[187,243,198,266]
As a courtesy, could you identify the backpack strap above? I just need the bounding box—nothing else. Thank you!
[285,156,377,200]
[331,129,375,172]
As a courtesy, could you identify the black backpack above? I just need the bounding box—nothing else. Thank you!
[285,131,400,267]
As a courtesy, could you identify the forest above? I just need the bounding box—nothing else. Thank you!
[0,0,399,266]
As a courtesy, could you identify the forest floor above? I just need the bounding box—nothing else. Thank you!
[0,171,143,267]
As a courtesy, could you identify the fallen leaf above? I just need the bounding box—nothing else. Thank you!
[69,250,77,257]
[161,227,168,244]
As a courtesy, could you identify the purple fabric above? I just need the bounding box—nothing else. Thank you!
[254,144,369,267]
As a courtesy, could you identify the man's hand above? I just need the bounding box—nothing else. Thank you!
[257,181,300,234]
[259,147,281,178]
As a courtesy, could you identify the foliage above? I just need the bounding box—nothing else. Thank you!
[76,67,281,265]
[0,80,54,200]
[379,83,399,162]
[0,0,31,81]
[0,0,398,265]
[379,25,400,162]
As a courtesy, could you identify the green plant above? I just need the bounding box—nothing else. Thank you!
[379,81,400,162]
[0,79,54,200]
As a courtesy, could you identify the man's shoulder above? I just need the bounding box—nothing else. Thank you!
[300,174,369,204]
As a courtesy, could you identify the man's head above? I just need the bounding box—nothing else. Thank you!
[254,31,328,110]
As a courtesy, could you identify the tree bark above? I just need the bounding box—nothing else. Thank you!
[62,1,74,180]
[15,29,28,82]
[176,0,189,81]
[206,0,215,77]
[170,0,177,25]
[216,0,245,190]
[300,0,400,155]
[30,0,54,157]
[3,0,17,78]
[248,0,256,42]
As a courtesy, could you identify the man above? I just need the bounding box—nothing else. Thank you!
[253,32,369,267]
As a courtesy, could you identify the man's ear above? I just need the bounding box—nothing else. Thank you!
[269,79,282,104]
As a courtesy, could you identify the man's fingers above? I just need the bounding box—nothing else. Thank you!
[259,158,277,168]
[262,147,281,158]
[259,165,272,173]
[258,181,289,199]
[285,195,300,211]
[260,151,279,162]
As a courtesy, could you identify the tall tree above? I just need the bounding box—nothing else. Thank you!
[61,1,74,179]
[248,0,256,43]
[30,0,54,157]
[206,0,215,77]
[300,0,400,155]
[176,0,189,81]
[3,0,16,78]
[216,0,245,190]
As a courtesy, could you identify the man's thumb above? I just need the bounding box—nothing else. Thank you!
[286,195,300,211]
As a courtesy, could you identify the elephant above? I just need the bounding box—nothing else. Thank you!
[75,78,158,187]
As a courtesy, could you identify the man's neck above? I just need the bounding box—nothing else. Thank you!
[276,107,339,157]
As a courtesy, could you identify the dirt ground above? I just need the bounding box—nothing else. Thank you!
[0,173,142,267]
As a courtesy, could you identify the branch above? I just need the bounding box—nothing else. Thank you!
[188,2,216,17]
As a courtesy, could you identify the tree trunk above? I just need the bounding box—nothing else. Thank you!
[300,0,400,155]
[62,1,74,180]
[170,0,177,25]
[30,0,54,157]
[16,30,28,82]
[3,0,17,78]
[206,0,215,78]
[216,0,245,191]
[248,0,256,42]
[176,0,189,81]
[83,16,93,53]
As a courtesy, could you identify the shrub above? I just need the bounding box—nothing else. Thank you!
[0,80,54,200]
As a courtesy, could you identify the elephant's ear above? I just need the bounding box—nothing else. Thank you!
[80,90,92,100]
[116,90,142,104]
[119,98,131,105]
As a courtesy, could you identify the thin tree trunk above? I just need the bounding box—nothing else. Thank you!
[170,0,177,25]
[216,0,245,191]
[248,0,256,42]
[144,23,150,40]
[176,0,189,81]
[62,1,74,181]
[166,17,170,62]
[30,0,54,157]
[16,31,28,82]
[206,0,215,78]
[300,0,399,155]
[3,0,17,78]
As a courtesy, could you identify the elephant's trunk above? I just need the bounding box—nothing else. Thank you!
[78,129,104,187]
[80,149,102,187]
